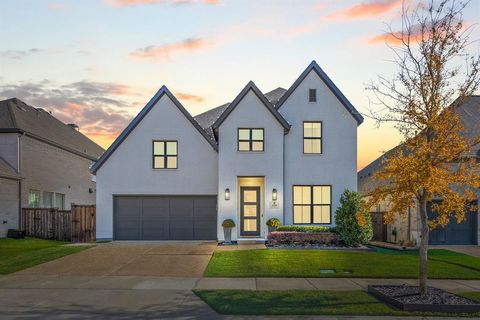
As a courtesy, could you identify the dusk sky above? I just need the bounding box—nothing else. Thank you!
[1,0,479,169]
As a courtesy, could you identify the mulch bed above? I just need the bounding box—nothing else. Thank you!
[368,285,480,313]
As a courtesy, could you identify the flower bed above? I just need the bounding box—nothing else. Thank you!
[267,231,339,247]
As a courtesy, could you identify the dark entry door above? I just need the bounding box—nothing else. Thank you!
[240,187,261,237]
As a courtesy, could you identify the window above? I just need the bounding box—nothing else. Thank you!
[55,193,65,209]
[28,190,40,208]
[309,89,317,102]
[43,191,54,208]
[293,185,331,224]
[303,121,322,154]
[238,128,264,152]
[153,141,177,169]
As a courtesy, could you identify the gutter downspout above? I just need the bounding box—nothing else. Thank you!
[283,131,286,224]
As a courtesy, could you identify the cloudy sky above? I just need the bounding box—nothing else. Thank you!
[0,0,479,169]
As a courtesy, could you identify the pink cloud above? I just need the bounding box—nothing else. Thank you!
[175,92,204,103]
[48,2,66,10]
[327,0,403,21]
[129,38,212,62]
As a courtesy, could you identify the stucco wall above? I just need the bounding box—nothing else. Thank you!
[279,70,358,226]
[20,135,96,210]
[0,177,20,237]
[95,94,218,239]
[217,89,284,240]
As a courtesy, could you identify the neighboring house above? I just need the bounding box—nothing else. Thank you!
[0,98,104,237]
[358,96,480,246]
[92,61,363,241]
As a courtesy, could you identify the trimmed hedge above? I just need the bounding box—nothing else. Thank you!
[267,231,339,246]
[276,225,336,233]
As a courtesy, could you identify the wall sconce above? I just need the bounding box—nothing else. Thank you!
[225,188,230,200]
[272,188,277,201]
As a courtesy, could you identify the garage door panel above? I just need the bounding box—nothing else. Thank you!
[194,197,217,207]
[142,219,169,240]
[117,198,141,218]
[170,198,194,218]
[170,220,194,240]
[116,219,142,240]
[428,202,477,245]
[194,221,217,240]
[194,206,217,220]
[142,198,169,218]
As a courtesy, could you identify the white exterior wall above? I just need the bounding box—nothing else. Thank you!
[95,95,218,239]
[279,70,358,226]
[217,90,284,240]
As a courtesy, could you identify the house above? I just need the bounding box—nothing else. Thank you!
[92,61,363,241]
[0,98,104,237]
[358,96,480,246]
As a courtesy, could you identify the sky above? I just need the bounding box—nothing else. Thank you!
[0,0,479,170]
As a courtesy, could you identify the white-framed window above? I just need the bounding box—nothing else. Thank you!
[28,190,41,208]
[43,191,54,208]
[55,193,65,210]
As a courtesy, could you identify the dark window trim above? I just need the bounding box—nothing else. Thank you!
[309,89,317,102]
[303,121,322,154]
[152,140,178,169]
[237,128,264,152]
[292,184,332,225]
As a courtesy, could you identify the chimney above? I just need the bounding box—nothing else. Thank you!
[68,123,79,131]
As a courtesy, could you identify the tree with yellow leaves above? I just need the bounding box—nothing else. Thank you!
[367,0,480,296]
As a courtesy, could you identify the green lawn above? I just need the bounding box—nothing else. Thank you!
[194,290,480,316]
[0,237,93,274]
[205,248,480,278]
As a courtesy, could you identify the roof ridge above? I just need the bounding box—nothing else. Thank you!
[6,99,18,128]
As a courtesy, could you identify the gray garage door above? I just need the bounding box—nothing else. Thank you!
[114,196,217,240]
[428,202,478,245]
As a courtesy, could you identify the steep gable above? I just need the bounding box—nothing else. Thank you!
[276,61,363,125]
[91,86,217,174]
[211,81,290,134]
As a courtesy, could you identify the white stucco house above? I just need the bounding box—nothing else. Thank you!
[92,61,364,241]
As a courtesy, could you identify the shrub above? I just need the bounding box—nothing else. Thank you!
[276,225,334,233]
[266,218,281,228]
[334,189,373,246]
[222,219,235,228]
[267,231,339,246]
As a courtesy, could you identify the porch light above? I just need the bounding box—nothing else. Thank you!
[225,188,230,200]
[272,188,277,201]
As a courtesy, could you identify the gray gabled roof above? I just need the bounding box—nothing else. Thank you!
[211,81,291,132]
[358,95,480,195]
[276,61,364,125]
[91,85,217,174]
[0,98,104,161]
[194,103,230,142]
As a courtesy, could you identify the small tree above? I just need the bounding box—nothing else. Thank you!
[335,189,373,246]
[367,0,480,295]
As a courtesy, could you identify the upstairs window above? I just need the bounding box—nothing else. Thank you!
[153,141,178,169]
[55,193,65,210]
[293,185,331,224]
[309,89,317,102]
[303,121,322,154]
[238,128,264,152]
[43,191,54,208]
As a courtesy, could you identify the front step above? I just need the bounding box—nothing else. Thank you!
[237,239,266,245]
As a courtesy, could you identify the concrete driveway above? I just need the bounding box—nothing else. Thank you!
[16,241,217,277]
[431,245,480,257]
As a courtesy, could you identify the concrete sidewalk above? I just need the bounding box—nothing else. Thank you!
[1,274,479,293]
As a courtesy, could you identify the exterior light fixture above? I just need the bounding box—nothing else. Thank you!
[225,188,230,200]
[272,188,277,201]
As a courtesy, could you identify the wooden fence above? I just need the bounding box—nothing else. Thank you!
[21,205,96,242]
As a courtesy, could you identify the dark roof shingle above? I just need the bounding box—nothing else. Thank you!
[0,98,104,160]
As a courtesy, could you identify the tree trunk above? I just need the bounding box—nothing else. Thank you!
[418,197,429,296]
